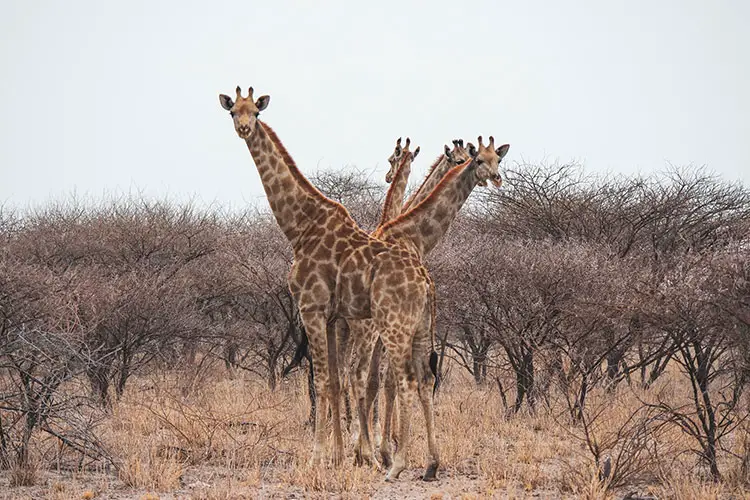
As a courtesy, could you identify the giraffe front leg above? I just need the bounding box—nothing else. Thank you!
[325,317,344,466]
[371,388,382,449]
[300,311,333,467]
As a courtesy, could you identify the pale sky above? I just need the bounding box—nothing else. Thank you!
[1,0,748,210]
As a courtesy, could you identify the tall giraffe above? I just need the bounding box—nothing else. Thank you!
[353,136,510,472]
[349,139,470,465]
[341,136,421,465]
[219,87,436,480]
[339,136,419,440]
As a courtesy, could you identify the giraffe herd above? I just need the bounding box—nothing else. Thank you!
[219,86,509,481]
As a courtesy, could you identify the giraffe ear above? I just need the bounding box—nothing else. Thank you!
[219,94,234,111]
[495,144,510,161]
[412,146,420,160]
[467,143,478,158]
[255,95,270,112]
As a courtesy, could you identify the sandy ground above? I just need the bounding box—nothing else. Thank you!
[0,465,570,500]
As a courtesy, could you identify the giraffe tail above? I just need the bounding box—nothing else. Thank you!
[283,331,309,377]
[428,278,440,395]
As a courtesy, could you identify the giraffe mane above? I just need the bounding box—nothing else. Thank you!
[377,152,412,228]
[403,154,447,209]
[259,120,351,216]
[427,154,444,175]
[379,158,472,232]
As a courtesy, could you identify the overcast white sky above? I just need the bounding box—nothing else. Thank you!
[1,0,748,210]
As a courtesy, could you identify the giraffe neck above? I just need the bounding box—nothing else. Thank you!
[245,121,347,247]
[378,160,478,258]
[402,154,452,211]
[378,157,412,228]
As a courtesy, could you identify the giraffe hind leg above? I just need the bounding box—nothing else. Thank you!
[414,315,440,481]
[384,350,417,481]
[380,363,396,469]
[349,321,379,468]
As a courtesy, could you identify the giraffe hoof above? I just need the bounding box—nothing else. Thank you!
[384,470,400,482]
[385,463,405,482]
[422,463,439,481]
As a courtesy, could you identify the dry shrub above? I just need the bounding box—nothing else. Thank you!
[558,384,669,492]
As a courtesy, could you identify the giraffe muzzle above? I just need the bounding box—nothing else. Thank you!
[238,125,252,138]
[490,174,503,188]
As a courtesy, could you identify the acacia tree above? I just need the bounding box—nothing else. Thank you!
[426,218,495,386]
[548,243,641,420]
[637,250,748,481]
[0,258,91,477]
[310,167,384,232]
[218,214,299,389]
[7,199,219,404]
[450,238,568,412]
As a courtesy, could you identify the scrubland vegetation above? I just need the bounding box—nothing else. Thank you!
[1,163,749,498]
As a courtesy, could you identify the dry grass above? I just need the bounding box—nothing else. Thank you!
[0,365,749,498]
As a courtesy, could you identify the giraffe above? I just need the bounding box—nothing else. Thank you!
[341,136,421,465]
[219,86,437,480]
[348,139,471,464]
[338,136,419,439]
[295,137,421,436]
[382,137,420,221]
[352,136,510,470]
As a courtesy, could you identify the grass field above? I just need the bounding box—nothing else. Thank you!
[1,362,748,499]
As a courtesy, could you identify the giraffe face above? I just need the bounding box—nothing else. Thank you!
[385,137,420,183]
[219,86,270,140]
[448,139,471,166]
[467,136,510,188]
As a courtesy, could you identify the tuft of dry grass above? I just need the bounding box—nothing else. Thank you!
[9,465,38,488]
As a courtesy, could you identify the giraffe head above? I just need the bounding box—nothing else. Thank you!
[219,86,271,139]
[385,137,420,183]
[466,136,510,188]
[443,139,471,167]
